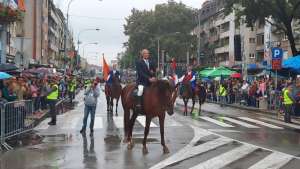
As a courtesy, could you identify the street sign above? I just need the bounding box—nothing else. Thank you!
[272,47,283,70]
[272,59,282,70]
[272,47,283,59]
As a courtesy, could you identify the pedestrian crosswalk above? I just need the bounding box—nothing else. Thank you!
[198,115,300,130]
[34,114,182,131]
[150,125,297,169]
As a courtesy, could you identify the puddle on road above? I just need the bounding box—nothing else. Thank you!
[104,135,121,143]
[42,134,70,143]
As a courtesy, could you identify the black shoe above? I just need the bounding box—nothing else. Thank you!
[48,121,56,125]
[80,129,86,134]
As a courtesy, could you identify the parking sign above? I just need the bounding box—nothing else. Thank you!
[271,47,283,70]
[272,47,283,59]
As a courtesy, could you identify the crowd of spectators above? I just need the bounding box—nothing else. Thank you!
[205,77,300,116]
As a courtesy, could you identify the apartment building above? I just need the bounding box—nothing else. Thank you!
[197,0,300,68]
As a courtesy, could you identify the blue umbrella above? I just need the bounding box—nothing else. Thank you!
[0,72,13,80]
[282,55,300,72]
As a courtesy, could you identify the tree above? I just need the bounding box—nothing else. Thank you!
[121,1,198,68]
[225,0,300,56]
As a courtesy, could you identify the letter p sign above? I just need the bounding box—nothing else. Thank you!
[272,48,283,59]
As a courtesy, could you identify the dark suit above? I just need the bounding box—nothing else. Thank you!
[136,59,156,86]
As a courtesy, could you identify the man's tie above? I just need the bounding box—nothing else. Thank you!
[145,60,149,69]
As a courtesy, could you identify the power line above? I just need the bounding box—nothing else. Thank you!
[67,14,124,21]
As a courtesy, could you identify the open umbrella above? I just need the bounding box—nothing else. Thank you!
[0,72,13,80]
[282,55,300,73]
[201,66,236,77]
[0,64,18,72]
[230,73,242,78]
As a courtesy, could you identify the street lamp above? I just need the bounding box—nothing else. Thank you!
[77,28,100,65]
[64,0,102,70]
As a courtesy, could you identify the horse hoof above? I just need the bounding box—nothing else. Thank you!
[142,147,148,154]
[127,142,134,150]
[123,138,128,143]
[163,147,170,154]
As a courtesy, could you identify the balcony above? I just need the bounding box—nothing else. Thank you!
[219,31,229,39]
[215,46,229,54]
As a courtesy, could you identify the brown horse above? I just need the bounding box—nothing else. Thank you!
[121,80,178,154]
[180,81,207,116]
[105,76,122,116]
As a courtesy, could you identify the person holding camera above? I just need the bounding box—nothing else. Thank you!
[80,80,100,136]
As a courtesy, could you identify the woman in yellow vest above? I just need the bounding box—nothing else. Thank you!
[283,85,295,123]
[47,81,59,125]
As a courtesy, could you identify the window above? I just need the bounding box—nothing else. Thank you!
[249,53,255,59]
[249,38,256,43]
[257,34,264,46]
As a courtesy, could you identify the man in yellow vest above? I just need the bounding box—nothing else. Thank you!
[47,80,59,125]
[219,82,227,107]
[68,77,77,104]
[283,85,295,123]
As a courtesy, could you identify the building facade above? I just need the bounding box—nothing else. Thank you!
[197,0,300,68]
[0,0,74,69]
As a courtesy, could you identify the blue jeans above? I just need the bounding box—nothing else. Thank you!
[82,105,96,130]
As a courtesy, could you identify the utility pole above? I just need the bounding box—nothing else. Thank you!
[197,9,201,65]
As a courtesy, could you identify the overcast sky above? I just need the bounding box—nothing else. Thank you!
[54,0,205,66]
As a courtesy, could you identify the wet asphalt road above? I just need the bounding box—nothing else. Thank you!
[1,90,300,169]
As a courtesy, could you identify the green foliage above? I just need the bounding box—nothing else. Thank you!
[121,1,198,68]
[225,0,300,56]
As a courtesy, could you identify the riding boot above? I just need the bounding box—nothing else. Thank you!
[135,96,143,114]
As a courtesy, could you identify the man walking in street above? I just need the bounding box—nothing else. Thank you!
[283,84,295,123]
[80,80,100,136]
[47,79,59,125]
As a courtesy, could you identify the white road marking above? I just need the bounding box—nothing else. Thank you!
[248,152,293,169]
[260,117,300,130]
[61,116,81,130]
[207,129,241,133]
[238,117,283,129]
[189,144,258,169]
[222,117,259,128]
[165,116,183,127]
[93,117,103,129]
[136,116,158,127]
[199,116,234,127]
[113,116,124,128]
[149,126,215,169]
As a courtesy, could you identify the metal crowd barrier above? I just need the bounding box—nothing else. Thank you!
[206,91,283,112]
[0,100,33,150]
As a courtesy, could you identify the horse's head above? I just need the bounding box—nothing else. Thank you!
[155,80,178,115]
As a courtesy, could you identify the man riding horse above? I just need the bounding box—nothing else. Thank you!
[135,49,157,112]
[106,64,121,86]
[178,65,197,95]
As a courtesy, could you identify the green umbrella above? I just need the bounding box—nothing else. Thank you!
[200,66,236,78]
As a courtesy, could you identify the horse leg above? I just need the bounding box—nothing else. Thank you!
[110,98,114,114]
[106,96,110,112]
[190,97,195,116]
[123,108,130,143]
[183,98,187,116]
[199,101,202,116]
[127,111,138,150]
[159,114,169,154]
[142,116,151,154]
[115,98,119,116]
